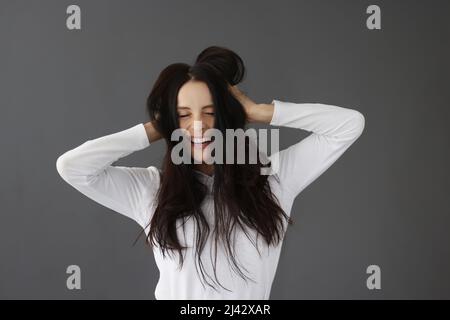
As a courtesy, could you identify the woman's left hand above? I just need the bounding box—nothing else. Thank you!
[228,84,274,124]
[228,84,258,122]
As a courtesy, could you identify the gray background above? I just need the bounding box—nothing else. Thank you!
[1,0,449,299]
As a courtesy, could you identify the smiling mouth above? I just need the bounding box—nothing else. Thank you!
[191,136,212,148]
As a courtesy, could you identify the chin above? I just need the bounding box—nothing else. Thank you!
[191,150,213,164]
[192,156,212,164]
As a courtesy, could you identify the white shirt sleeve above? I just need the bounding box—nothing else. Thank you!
[56,123,160,230]
[268,99,365,200]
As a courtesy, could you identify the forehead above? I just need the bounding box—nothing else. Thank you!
[177,80,213,108]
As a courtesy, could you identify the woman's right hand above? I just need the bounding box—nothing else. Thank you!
[144,121,163,143]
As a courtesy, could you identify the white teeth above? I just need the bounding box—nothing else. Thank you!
[191,137,212,144]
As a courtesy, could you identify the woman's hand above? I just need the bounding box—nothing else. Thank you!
[228,84,274,124]
[228,84,258,120]
[144,120,163,143]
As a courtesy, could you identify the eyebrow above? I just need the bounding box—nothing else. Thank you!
[177,104,214,110]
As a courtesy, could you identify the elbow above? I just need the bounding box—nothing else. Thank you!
[56,154,69,180]
[56,153,95,186]
[350,110,365,138]
[56,153,79,183]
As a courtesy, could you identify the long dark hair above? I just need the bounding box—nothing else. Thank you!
[140,46,293,292]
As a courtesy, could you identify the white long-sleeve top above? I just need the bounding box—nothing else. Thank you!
[56,99,365,299]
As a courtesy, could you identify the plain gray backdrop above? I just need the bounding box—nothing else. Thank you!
[1,0,449,299]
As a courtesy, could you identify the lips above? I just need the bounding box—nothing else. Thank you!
[191,136,212,149]
[191,136,212,144]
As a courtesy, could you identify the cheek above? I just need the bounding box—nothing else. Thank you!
[206,117,215,128]
[178,118,187,128]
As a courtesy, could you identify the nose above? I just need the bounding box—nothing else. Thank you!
[192,120,206,136]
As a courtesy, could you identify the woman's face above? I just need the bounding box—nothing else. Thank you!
[177,79,215,163]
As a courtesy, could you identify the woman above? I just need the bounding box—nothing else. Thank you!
[56,46,365,299]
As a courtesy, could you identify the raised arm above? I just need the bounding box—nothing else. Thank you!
[56,122,162,230]
[266,99,365,199]
[229,86,365,200]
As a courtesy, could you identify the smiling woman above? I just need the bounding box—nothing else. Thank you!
[175,81,217,168]
[56,45,365,299]
[142,47,293,297]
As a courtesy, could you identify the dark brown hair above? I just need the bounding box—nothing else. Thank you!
[139,46,293,292]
